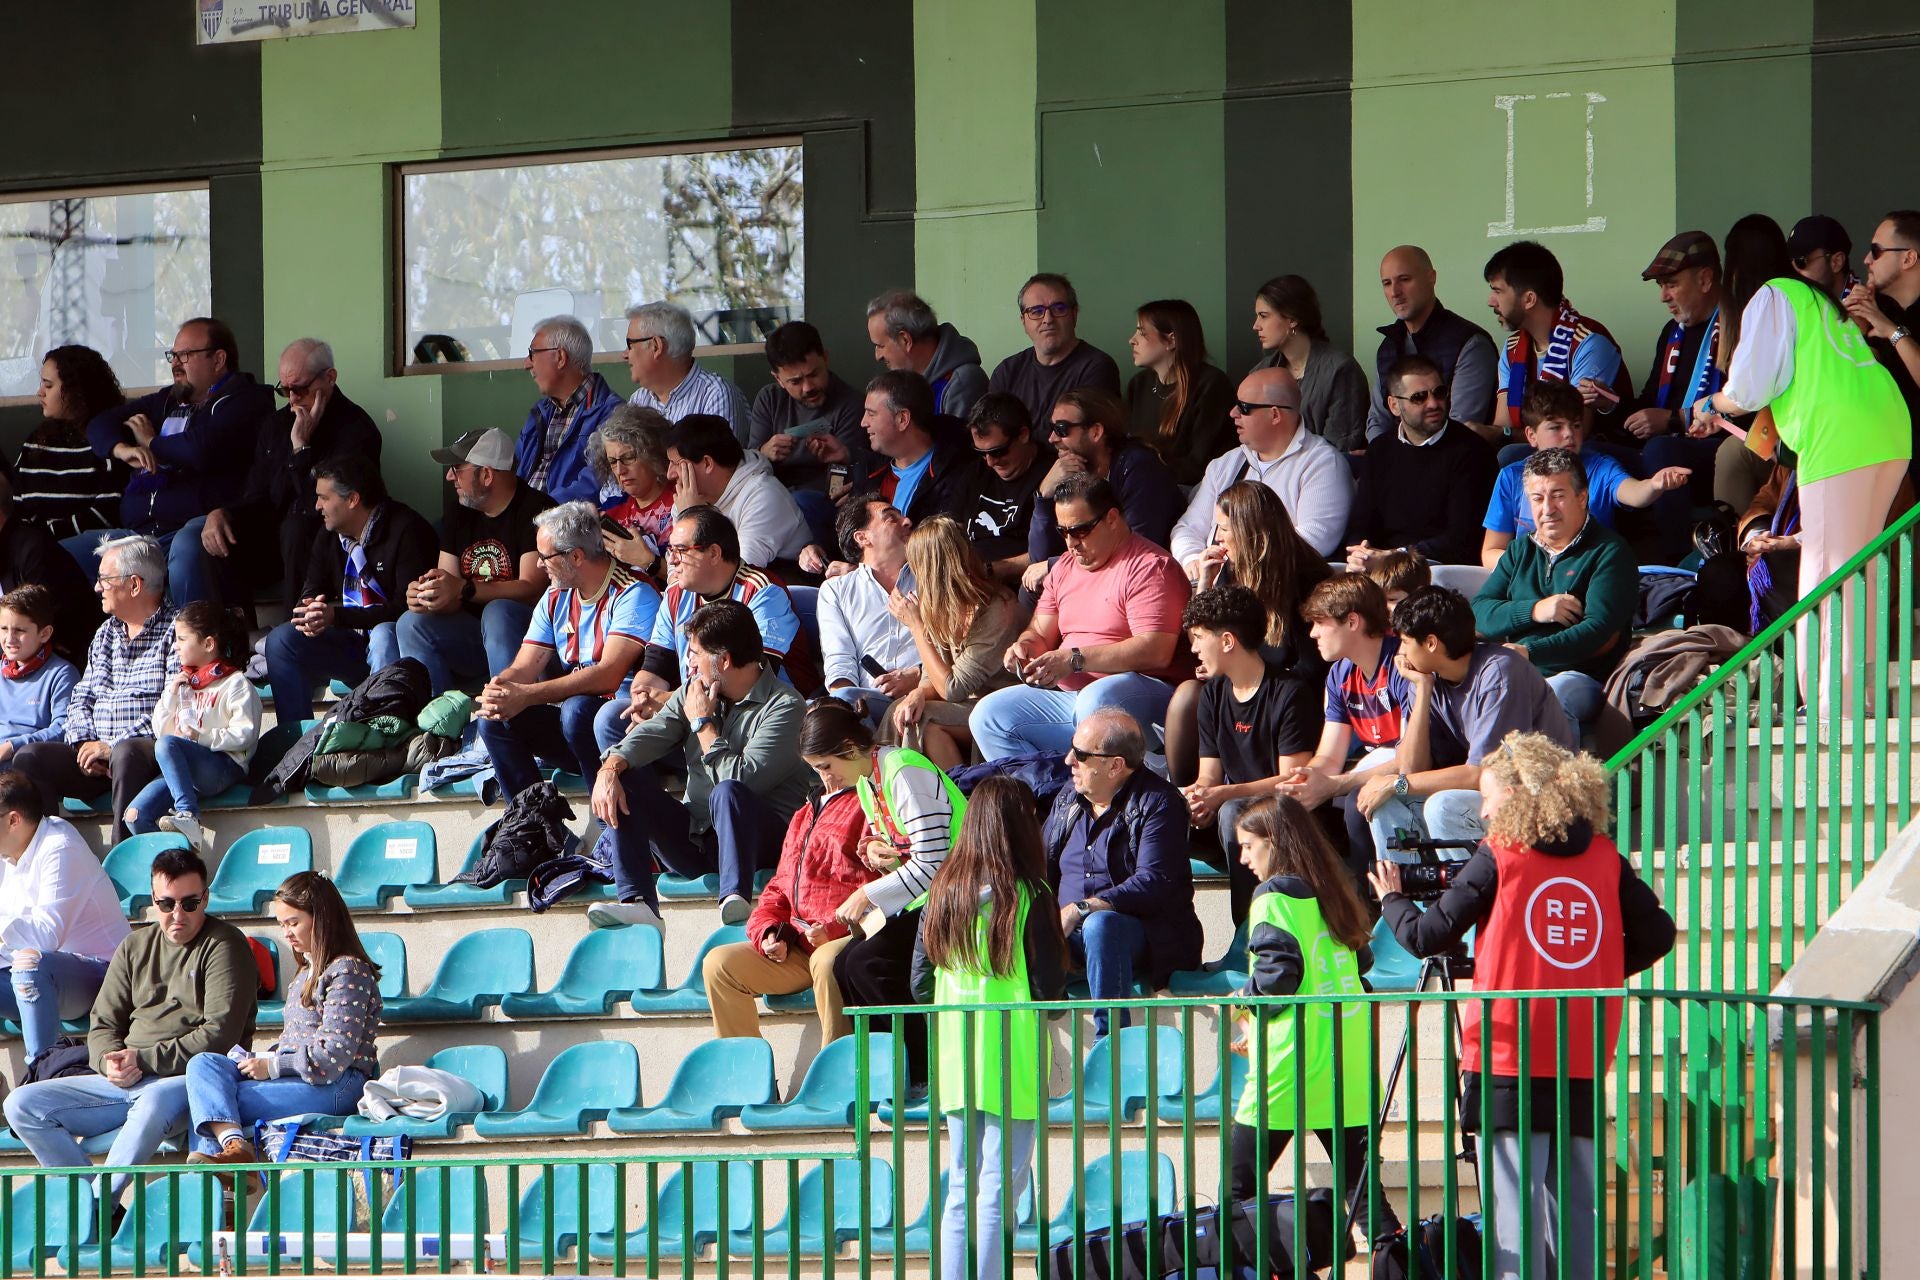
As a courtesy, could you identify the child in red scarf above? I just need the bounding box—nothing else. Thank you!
[0,585,78,767]
[124,602,261,852]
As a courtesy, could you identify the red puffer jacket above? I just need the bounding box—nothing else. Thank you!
[747,788,880,952]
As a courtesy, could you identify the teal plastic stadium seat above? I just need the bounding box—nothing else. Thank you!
[260,930,403,1030]
[1047,1024,1187,1124]
[104,832,188,914]
[872,1173,1033,1256]
[7,1175,94,1269]
[63,1173,217,1271]
[345,1044,506,1139]
[472,1041,639,1138]
[1015,1151,1177,1252]
[605,1038,775,1133]
[304,773,418,804]
[1167,924,1249,996]
[1363,916,1421,993]
[333,821,438,908]
[501,927,664,1017]
[586,1161,756,1261]
[380,1163,489,1245]
[1157,1047,1248,1125]
[381,928,533,1022]
[62,793,109,816]
[658,867,774,899]
[404,828,515,908]
[205,826,313,915]
[1190,856,1228,880]
[511,1163,620,1257]
[626,925,746,1014]
[728,1158,893,1257]
[739,1034,895,1131]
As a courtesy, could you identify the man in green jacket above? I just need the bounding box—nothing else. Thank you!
[1472,447,1638,729]
[2,846,258,1203]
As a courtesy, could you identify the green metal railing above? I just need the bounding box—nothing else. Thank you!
[850,989,1877,1280]
[1606,501,1920,992]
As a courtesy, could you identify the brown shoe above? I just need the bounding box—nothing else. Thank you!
[187,1136,260,1197]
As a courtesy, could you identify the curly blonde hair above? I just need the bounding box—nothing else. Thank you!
[1482,732,1610,847]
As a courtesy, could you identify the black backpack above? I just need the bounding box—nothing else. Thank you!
[450,781,575,889]
[1371,1213,1483,1280]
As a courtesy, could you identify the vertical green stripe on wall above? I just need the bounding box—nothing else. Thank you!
[258,0,444,507]
[913,0,1038,367]
[1348,0,1678,389]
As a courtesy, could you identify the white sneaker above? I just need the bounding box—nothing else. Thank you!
[158,811,207,853]
[586,900,665,932]
[719,894,751,926]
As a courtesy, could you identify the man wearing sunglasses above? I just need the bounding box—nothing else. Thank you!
[1346,354,1498,570]
[986,273,1121,426]
[80,316,273,606]
[1786,214,1860,301]
[4,845,257,1212]
[952,393,1053,584]
[1844,210,1920,485]
[185,337,382,612]
[1025,388,1183,591]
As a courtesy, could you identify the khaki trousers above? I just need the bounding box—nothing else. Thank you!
[703,934,855,1043]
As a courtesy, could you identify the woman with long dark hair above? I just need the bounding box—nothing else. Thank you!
[1250,276,1371,452]
[21,345,124,539]
[182,872,381,1176]
[1124,300,1236,485]
[910,775,1066,1280]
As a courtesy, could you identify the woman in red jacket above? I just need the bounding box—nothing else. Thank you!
[700,700,884,1043]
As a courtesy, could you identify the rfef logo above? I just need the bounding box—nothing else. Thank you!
[1523,876,1604,970]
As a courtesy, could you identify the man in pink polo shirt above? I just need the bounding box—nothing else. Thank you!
[970,472,1191,759]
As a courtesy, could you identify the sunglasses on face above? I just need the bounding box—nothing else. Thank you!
[1867,242,1917,261]
[1048,419,1086,438]
[1066,745,1119,764]
[154,895,205,914]
[1393,386,1450,406]
[1233,400,1296,416]
[274,375,326,398]
[974,439,1017,460]
[1058,517,1103,540]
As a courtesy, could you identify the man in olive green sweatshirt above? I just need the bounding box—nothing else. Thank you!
[3,846,257,1202]
[1471,446,1639,730]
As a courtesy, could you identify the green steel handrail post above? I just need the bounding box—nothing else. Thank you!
[1837,1008,1854,1280]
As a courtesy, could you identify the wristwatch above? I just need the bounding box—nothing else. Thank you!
[1392,774,1410,799]
[1069,647,1085,674]
[460,578,477,604]
[1892,326,1913,347]
[691,715,723,734]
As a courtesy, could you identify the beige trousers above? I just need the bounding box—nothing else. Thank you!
[703,934,855,1043]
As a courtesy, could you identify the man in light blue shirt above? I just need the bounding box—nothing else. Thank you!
[623,302,750,445]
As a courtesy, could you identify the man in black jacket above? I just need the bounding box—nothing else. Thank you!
[1346,354,1500,568]
[187,338,382,610]
[261,455,436,721]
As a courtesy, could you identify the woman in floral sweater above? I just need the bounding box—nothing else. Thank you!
[183,872,381,1176]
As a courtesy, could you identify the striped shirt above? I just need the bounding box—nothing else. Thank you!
[12,424,119,538]
[862,750,959,917]
[64,602,181,746]
[628,364,751,444]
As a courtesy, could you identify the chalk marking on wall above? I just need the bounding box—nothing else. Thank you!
[1488,90,1608,237]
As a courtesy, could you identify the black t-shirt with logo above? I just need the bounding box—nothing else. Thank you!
[957,443,1055,563]
[440,483,556,614]
[1196,659,1321,785]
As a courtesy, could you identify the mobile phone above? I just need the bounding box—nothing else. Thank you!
[828,462,851,500]
[859,655,887,679]
[599,514,634,539]
[783,419,830,440]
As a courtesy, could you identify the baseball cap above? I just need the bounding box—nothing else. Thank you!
[1641,230,1721,280]
[430,428,515,470]
[1786,215,1851,262]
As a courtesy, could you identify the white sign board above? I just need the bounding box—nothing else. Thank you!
[196,0,417,46]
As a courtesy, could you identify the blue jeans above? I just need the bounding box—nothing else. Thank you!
[183,1053,368,1156]
[264,622,370,723]
[0,953,111,1061]
[594,695,632,754]
[475,693,609,798]
[608,771,781,909]
[1366,795,1429,866]
[395,600,533,695]
[969,674,1176,761]
[128,736,245,828]
[1,1072,189,1199]
[64,528,211,606]
[1068,910,1150,1037]
[1547,670,1604,729]
[830,685,890,728]
[941,1111,1038,1280]
[1425,789,1487,848]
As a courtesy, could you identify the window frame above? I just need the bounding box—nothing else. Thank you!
[0,177,213,407]
[390,135,806,378]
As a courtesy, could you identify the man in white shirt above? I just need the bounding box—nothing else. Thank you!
[663,415,813,568]
[624,302,751,444]
[0,772,131,1062]
[818,498,921,723]
[1170,365,1353,564]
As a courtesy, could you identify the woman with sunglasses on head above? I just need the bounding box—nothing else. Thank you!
[182,871,381,1177]
[1125,299,1237,485]
[1251,274,1371,453]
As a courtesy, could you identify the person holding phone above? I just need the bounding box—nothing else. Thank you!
[819,498,922,725]
[589,405,677,586]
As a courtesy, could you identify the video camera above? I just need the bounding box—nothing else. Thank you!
[1385,831,1479,902]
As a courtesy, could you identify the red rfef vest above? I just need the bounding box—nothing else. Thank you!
[1462,832,1626,1080]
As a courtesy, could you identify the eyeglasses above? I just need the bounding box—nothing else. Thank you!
[624,335,662,349]
[604,451,641,468]
[163,347,213,365]
[1234,400,1295,416]
[1867,243,1918,261]
[274,375,327,398]
[1057,517,1103,541]
[153,895,205,914]
[1021,301,1075,321]
[1047,419,1086,438]
[534,548,571,564]
[96,572,136,588]
[666,541,710,558]
[973,439,1017,460]
[1066,745,1119,764]
[1392,386,1450,406]
[526,345,561,359]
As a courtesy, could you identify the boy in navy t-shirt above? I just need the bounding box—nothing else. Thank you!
[1480,382,1692,568]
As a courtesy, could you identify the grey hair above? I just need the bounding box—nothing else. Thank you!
[281,337,335,377]
[623,302,696,361]
[1521,446,1589,494]
[1083,708,1146,770]
[865,290,938,341]
[98,534,166,595]
[588,403,671,488]
[534,315,594,370]
[533,500,611,561]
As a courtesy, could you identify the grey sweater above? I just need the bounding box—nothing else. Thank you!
[270,956,381,1085]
